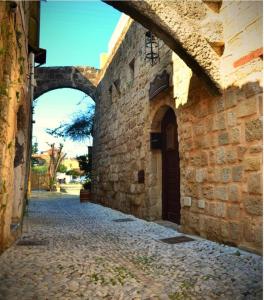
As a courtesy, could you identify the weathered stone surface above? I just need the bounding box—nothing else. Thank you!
[244,157,261,171]
[225,90,237,109]
[248,173,262,195]
[34,67,99,100]
[249,145,262,153]
[230,127,241,144]
[232,165,243,182]
[195,169,206,183]
[245,118,262,142]
[202,185,214,199]
[106,0,222,92]
[227,205,240,219]
[219,168,231,183]
[243,194,262,215]
[229,222,241,241]
[227,111,237,127]
[226,148,237,163]
[237,146,247,161]
[237,96,257,117]
[216,147,225,164]
[228,185,240,202]
[215,186,228,200]
[213,113,226,131]
[218,132,229,145]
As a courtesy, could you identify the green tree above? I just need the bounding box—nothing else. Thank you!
[57,164,67,173]
[48,143,66,191]
[32,165,48,174]
[46,104,94,142]
[31,142,39,166]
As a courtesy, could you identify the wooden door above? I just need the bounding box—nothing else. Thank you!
[161,108,181,224]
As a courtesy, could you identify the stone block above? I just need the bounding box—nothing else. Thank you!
[209,202,226,218]
[220,167,231,183]
[218,132,229,145]
[202,185,214,199]
[189,213,199,230]
[221,222,229,238]
[215,186,228,200]
[196,169,206,183]
[237,96,257,117]
[230,127,240,144]
[227,204,240,219]
[237,146,247,161]
[243,194,262,216]
[243,218,254,243]
[249,145,262,153]
[225,90,237,109]
[229,222,241,241]
[213,113,226,131]
[228,184,240,202]
[205,217,221,242]
[226,148,237,163]
[245,118,262,142]
[244,157,261,171]
[209,151,215,165]
[182,196,192,207]
[201,151,208,166]
[216,147,225,164]
[232,165,243,182]
[185,168,195,182]
[248,173,262,195]
[198,199,205,209]
[227,111,236,127]
[193,124,205,136]
[216,97,225,112]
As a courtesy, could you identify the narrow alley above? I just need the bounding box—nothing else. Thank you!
[0,193,262,300]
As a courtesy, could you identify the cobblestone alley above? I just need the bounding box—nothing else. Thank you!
[0,194,262,300]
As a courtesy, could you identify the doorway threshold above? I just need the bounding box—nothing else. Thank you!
[154,220,182,232]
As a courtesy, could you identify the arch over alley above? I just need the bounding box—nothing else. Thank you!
[104,0,223,94]
[34,66,100,100]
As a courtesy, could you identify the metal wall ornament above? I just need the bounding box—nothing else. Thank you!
[145,31,159,66]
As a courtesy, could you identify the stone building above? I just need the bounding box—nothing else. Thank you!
[0,0,262,254]
[0,1,43,252]
[92,2,262,253]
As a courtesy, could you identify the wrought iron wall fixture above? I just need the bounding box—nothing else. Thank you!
[145,31,159,66]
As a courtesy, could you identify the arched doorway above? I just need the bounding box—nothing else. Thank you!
[161,107,181,224]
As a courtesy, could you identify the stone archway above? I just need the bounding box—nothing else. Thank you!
[104,0,222,95]
[34,66,100,100]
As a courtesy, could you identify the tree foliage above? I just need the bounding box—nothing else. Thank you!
[57,164,67,173]
[48,143,66,191]
[32,165,48,174]
[46,104,95,142]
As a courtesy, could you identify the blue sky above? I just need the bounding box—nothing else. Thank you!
[33,1,121,157]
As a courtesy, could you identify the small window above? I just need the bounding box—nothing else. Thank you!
[113,79,121,96]
[129,58,135,81]
[109,85,112,103]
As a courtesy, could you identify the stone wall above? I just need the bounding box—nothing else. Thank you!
[93,1,262,253]
[0,1,32,252]
[178,78,262,253]
[93,22,174,218]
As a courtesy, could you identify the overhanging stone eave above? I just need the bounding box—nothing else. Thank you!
[103,0,222,96]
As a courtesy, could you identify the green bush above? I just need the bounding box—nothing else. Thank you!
[32,165,48,174]
[57,164,67,173]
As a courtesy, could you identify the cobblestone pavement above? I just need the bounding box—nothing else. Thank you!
[0,195,262,300]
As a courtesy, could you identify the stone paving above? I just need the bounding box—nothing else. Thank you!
[0,194,262,300]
